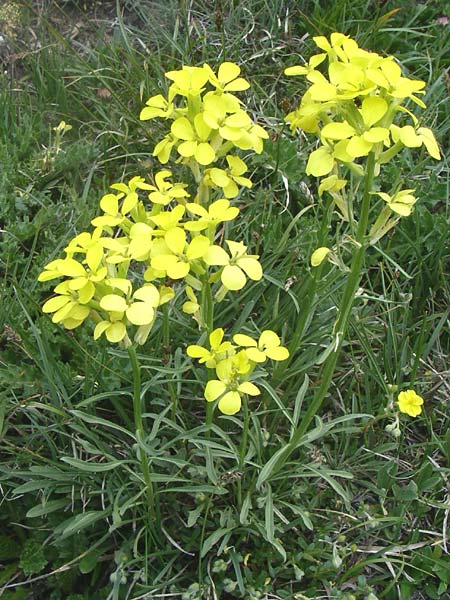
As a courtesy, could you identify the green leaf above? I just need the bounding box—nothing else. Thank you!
[26,498,69,518]
[393,480,418,502]
[79,549,103,574]
[56,511,109,539]
[201,528,232,558]
[61,457,128,472]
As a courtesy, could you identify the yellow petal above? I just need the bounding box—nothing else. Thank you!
[165,227,186,255]
[218,391,241,415]
[245,348,267,363]
[321,121,355,140]
[265,346,289,361]
[222,265,246,290]
[360,96,388,127]
[187,235,210,260]
[94,321,110,340]
[203,245,229,266]
[233,334,257,347]
[205,380,227,402]
[195,143,216,166]
[259,330,280,348]
[167,261,190,279]
[100,294,127,313]
[133,285,160,306]
[237,381,261,396]
[126,303,154,326]
[43,295,70,313]
[210,328,224,349]
[218,62,240,83]
[237,257,263,281]
[171,117,195,140]
[105,322,127,343]
[306,147,334,177]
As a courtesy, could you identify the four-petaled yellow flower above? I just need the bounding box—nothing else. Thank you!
[233,330,289,362]
[204,351,260,415]
[204,240,262,291]
[187,328,234,368]
[397,390,424,417]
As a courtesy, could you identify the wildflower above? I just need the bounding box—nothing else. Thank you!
[42,281,90,328]
[374,189,417,217]
[204,62,250,93]
[204,352,259,415]
[139,94,174,121]
[171,114,216,165]
[147,170,189,205]
[203,240,262,291]
[204,155,252,198]
[311,247,331,267]
[184,199,239,232]
[187,328,234,368]
[182,285,200,316]
[233,330,289,362]
[397,389,424,417]
[151,227,210,279]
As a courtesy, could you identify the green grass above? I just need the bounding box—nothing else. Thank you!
[1,0,449,599]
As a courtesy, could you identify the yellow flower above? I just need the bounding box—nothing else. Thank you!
[42,281,90,328]
[398,389,424,417]
[184,199,239,232]
[204,351,259,415]
[203,240,262,291]
[374,189,417,217]
[140,94,174,121]
[310,247,331,267]
[390,124,440,160]
[182,285,200,316]
[233,330,289,363]
[204,62,250,93]
[165,65,209,98]
[147,170,189,205]
[187,328,234,368]
[171,114,216,165]
[151,227,210,279]
[204,155,252,198]
[110,176,152,214]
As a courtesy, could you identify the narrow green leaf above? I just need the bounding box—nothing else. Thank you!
[27,498,69,518]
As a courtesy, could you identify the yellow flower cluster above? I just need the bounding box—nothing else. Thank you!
[285,32,440,219]
[140,62,266,196]
[38,170,263,345]
[187,328,289,414]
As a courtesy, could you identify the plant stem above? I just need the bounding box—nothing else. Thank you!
[127,346,158,528]
[239,395,250,471]
[292,152,376,441]
[162,304,178,420]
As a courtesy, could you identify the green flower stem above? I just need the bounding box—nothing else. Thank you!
[127,346,158,528]
[163,304,178,420]
[292,152,376,442]
[201,276,215,432]
[238,395,250,471]
[237,395,250,508]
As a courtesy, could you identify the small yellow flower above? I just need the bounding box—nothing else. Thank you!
[187,328,234,368]
[203,240,262,291]
[397,389,424,417]
[233,330,289,362]
[311,247,331,267]
[374,189,417,217]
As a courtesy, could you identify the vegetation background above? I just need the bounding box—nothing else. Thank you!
[0,0,449,599]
